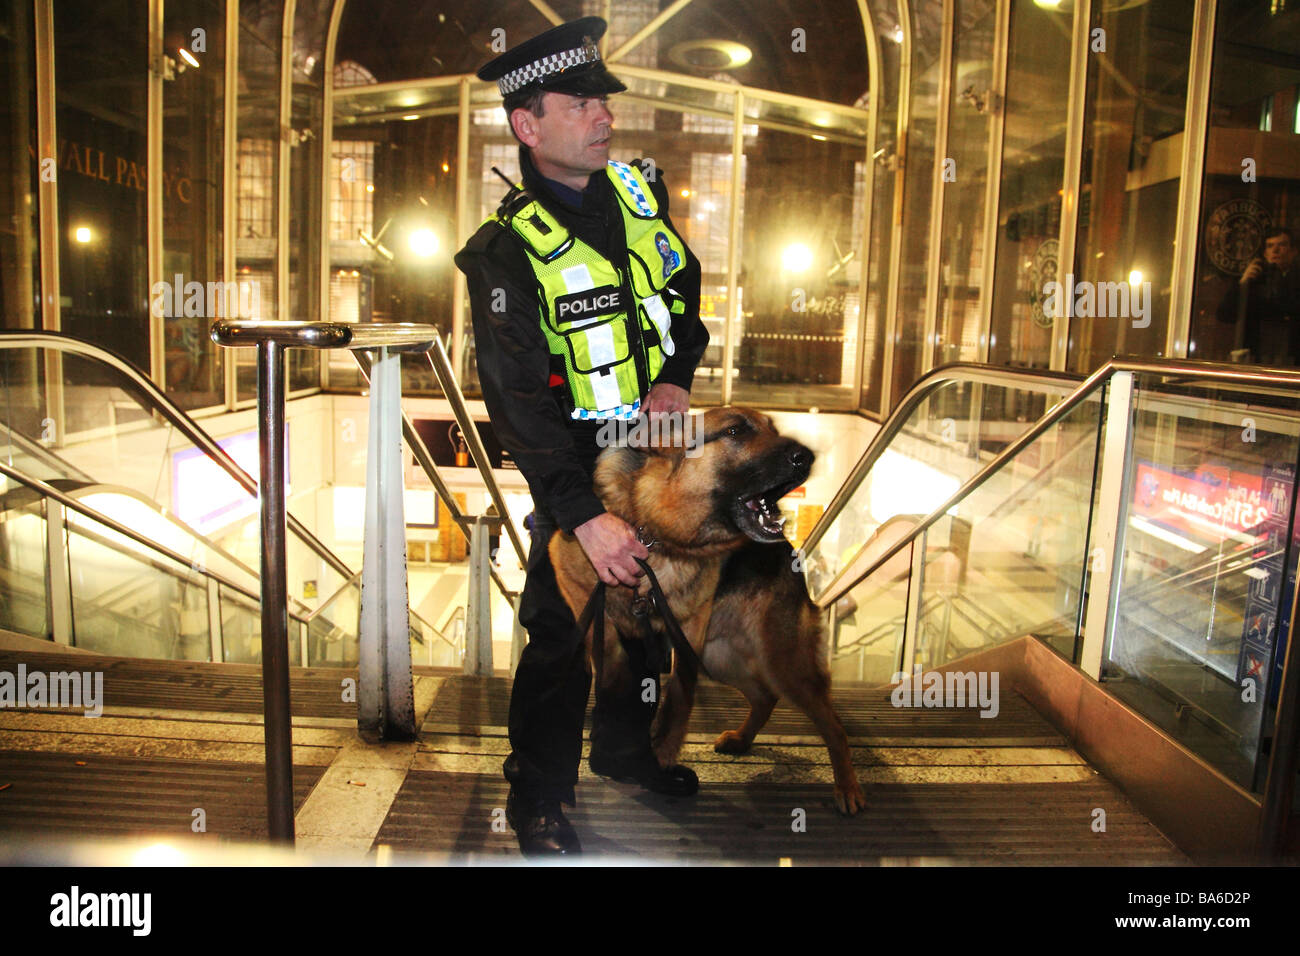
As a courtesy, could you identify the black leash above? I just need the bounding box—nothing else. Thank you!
[633,557,709,679]
[574,558,710,682]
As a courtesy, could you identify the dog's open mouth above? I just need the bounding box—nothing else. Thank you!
[736,481,800,542]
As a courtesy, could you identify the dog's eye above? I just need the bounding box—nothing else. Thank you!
[726,425,740,437]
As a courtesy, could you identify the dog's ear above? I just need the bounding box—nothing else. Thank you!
[643,412,703,459]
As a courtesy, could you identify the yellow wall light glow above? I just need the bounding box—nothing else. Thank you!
[408,228,439,257]
[782,243,814,272]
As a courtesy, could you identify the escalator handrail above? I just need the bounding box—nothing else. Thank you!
[0,331,354,582]
[803,362,1083,557]
[0,458,311,623]
[812,356,1300,610]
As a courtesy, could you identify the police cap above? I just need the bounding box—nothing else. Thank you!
[477,16,627,99]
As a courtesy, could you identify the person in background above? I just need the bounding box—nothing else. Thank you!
[1218,227,1300,365]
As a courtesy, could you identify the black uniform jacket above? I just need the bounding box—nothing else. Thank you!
[455,147,709,533]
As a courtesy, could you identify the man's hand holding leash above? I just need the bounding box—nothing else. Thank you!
[574,512,648,587]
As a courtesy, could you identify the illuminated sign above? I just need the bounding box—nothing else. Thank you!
[171,429,287,534]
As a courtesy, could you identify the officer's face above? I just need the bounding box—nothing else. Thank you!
[516,93,614,189]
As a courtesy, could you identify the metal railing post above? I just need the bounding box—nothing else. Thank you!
[256,338,295,843]
[464,516,497,676]
[212,319,437,844]
[358,345,417,742]
[1079,371,1136,680]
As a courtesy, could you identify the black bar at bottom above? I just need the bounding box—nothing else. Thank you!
[258,340,295,843]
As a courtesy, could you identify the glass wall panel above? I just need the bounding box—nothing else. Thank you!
[163,0,227,411]
[861,0,902,415]
[806,375,1079,602]
[1187,0,1300,365]
[915,397,1101,669]
[235,0,284,401]
[932,0,996,370]
[1104,381,1300,792]
[1,0,39,333]
[53,0,149,373]
[1068,0,1193,373]
[287,0,333,392]
[731,128,862,409]
[65,511,210,660]
[0,482,49,640]
[890,0,944,409]
[366,114,459,338]
[220,581,303,666]
[987,0,1070,371]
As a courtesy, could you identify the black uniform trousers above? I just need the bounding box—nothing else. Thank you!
[504,508,660,806]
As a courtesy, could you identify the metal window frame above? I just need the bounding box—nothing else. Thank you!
[318,0,346,389]
[147,0,164,387]
[920,0,955,378]
[1166,0,1218,360]
[1051,0,1093,372]
[880,0,911,415]
[225,0,241,408]
[976,0,1010,365]
[277,0,297,327]
[853,0,883,402]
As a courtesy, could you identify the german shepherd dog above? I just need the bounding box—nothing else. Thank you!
[550,407,866,815]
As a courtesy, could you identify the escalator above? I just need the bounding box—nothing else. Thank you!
[801,358,1300,859]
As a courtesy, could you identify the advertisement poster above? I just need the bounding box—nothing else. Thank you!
[1236,462,1296,704]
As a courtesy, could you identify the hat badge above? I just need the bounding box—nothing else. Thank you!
[583,36,598,61]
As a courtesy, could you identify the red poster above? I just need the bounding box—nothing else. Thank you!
[1132,461,1269,542]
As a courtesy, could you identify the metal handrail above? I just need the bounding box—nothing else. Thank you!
[802,362,1082,557]
[423,336,528,570]
[814,357,1300,610]
[0,330,354,581]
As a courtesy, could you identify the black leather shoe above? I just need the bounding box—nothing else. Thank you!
[588,751,699,797]
[506,790,581,857]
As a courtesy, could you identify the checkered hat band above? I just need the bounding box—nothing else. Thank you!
[499,44,600,96]
[571,398,641,421]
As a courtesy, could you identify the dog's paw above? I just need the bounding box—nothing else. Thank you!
[833,779,867,816]
[713,730,752,755]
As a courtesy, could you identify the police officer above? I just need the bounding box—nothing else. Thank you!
[454,17,709,857]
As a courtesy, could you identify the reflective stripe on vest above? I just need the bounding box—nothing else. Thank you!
[496,161,689,419]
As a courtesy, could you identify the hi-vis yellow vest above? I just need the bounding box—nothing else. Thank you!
[496,161,688,420]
